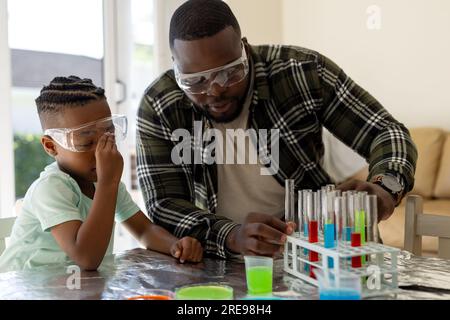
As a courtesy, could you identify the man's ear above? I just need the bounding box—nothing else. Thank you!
[41,136,58,157]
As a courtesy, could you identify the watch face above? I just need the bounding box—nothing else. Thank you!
[382,175,403,193]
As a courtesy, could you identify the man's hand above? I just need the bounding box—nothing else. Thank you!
[170,236,203,263]
[95,133,124,185]
[337,179,396,221]
[225,212,295,257]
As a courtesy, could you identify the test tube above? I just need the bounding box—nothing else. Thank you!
[302,190,312,238]
[341,193,351,242]
[309,192,319,243]
[324,191,337,268]
[356,192,367,247]
[307,192,319,278]
[302,190,312,273]
[314,190,322,238]
[284,179,295,225]
[316,190,323,237]
[351,192,366,268]
[365,195,379,243]
[334,196,344,244]
[297,190,303,236]
[320,188,327,236]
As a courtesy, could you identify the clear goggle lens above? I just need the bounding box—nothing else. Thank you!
[45,115,127,152]
[174,42,249,95]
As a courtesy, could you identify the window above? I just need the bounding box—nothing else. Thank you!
[8,0,104,199]
[0,0,159,252]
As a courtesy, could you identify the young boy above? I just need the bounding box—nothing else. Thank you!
[0,76,203,272]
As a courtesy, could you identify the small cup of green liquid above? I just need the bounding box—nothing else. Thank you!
[244,256,273,295]
[175,283,234,300]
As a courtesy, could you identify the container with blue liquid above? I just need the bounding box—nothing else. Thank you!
[314,269,362,301]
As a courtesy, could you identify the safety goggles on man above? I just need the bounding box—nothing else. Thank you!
[44,115,128,152]
[174,41,249,95]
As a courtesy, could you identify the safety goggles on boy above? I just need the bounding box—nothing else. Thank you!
[174,41,249,95]
[44,115,127,152]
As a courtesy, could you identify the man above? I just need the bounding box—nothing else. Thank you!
[136,0,417,259]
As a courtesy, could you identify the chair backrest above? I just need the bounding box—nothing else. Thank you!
[404,195,450,259]
[0,217,16,255]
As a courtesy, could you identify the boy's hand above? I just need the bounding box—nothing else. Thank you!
[170,237,203,263]
[95,133,123,185]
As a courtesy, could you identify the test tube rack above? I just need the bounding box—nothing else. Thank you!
[284,233,400,298]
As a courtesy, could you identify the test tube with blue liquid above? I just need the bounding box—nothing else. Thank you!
[324,191,336,268]
[342,192,352,242]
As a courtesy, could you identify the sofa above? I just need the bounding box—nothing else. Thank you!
[353,128,450,256]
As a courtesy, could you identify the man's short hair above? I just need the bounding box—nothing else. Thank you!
[169,0,241,50]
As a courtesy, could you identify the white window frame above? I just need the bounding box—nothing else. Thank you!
[103,0,132,191]
[0,0,15,218]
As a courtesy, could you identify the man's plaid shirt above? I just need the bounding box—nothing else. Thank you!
[136,42,417,259]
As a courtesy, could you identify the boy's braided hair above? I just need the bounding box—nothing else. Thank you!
[35,76,106,128]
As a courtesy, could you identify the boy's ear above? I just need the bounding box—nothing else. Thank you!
[41,136,58,157]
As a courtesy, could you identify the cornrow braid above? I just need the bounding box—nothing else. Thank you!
[35,75,105,117]
[169,0,240,49]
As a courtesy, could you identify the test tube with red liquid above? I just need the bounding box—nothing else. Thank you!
[307,192,319,278]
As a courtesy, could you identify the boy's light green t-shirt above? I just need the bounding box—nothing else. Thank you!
[0,162,140,273]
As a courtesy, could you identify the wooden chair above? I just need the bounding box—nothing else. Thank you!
[404,195,450,259]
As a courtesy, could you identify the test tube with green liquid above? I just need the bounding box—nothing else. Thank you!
[355,192,367,247]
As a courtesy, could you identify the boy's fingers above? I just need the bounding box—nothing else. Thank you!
[180,239,192,263]
[106,134,116,150]
[96,134,108,151]
[170,242,181,258]
[189,240,202,262]
[189,241,198,262]
[286,221,296,234]
[195,243,203,262]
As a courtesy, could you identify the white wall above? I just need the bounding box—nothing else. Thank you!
[154,0,185,74]
[153,0,284,69]
[282,0,450,130]
[226,0,283,45]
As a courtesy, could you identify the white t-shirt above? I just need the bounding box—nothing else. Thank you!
[212,61,285,224]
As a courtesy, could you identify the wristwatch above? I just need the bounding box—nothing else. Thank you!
[371,174,405,206]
